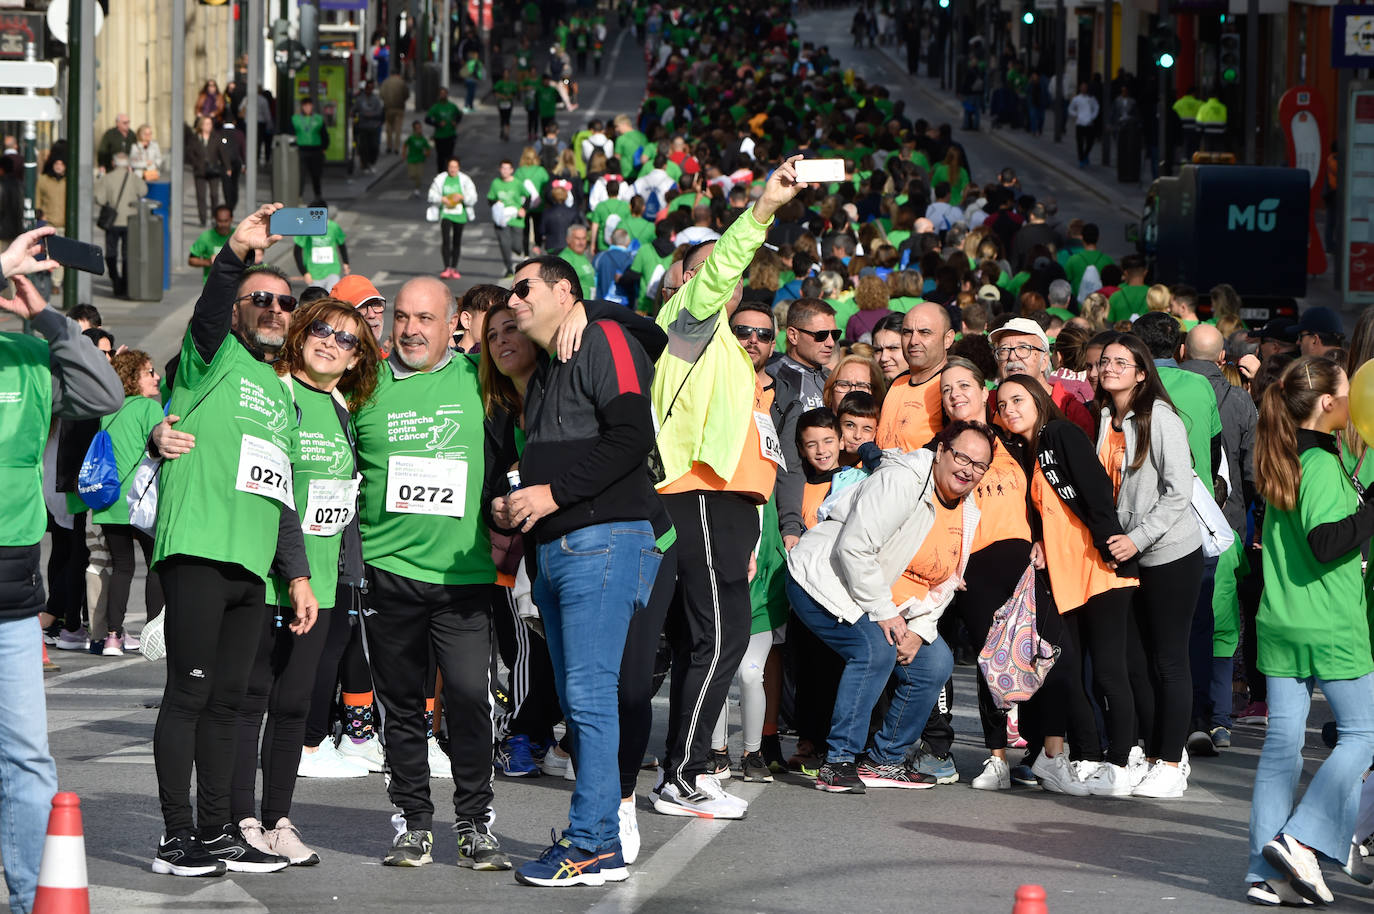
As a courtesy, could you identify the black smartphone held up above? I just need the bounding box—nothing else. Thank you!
[269,207,328,236]
[44,235,105,275]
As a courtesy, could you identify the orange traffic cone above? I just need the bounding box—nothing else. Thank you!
[33,793,89,914]
[1012,884,1048,914]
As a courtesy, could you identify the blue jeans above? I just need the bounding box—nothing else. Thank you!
[465,78,478,108]
[1246,672,1374,882]
[786,574,953,765]
[534,522,661,853]
[0,615,57,914]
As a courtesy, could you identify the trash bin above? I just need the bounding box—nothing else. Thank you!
[1116,117,1142,184]
[144,180,172,289]
[272,134,299,205]
[127,198,164,302]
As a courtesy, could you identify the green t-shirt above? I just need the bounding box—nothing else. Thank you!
[440,174,470,224]
[265,379,354,610]
[427,100,461,139]
[1157,365,1223,495]
[558,248,596,300]
[90,395,165,526]
[1259,444,1374,680]
[404,133,431,164]
[887,295,923,315]
[614,129,649,167]
[622,214,656,246]
[536,84,561,119]
[292,112,324,147]
[590,197,631,239]
[514,164,550,208]
[190,226,232,281]
[154,329,297,580]
[487,177,527,229]
[1065,249,1115,295]
[630,243,671,312]
[493,79,518,109]
[1107,285,1149,322]
[352,355,495,586]
[828,296,861,333]
[0,332,52,547]
[295,220,347,278]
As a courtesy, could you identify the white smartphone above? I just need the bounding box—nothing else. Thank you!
[794,158,846,183]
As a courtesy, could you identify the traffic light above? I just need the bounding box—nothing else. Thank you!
[938,0,949,9]
[1022,4,1035,25]
[1219,33,1240,84]
[1152,24,1178,70]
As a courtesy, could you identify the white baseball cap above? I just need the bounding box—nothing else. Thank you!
[988,317,1050,352]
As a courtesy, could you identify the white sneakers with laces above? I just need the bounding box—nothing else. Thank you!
[1082,763,1133,798]
[970,756,1011,790]
[1132,760,1187,798]
[427,737,453,779]
[297,739,369,779]
[618,798,640,864]
[339,735,386,772]
[1030,752,1089,797]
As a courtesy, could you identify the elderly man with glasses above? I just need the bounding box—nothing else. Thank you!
[989,317,1094,436]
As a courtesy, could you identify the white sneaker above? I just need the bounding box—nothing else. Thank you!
[1072,760,1102,783]
[428,737,453,779]
[266,817,319,866]
[618,798,640,864]
[970,756,1011,790]
[297,740,369,778]
[1132,760,1187,798]
[237,817,273,855]
[1082,763,1132,798]
[1031,752,1089,797]
[339,735,386,772]
[540,747,572,778]
[1179,748,1192,781]
[696,773,748,812]
[651,776,746,819]
[1126,746,1150,787]
[1264,833,1334,904]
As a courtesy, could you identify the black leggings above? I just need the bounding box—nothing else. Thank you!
[954,539,1030,750]
[154,558,268,834]
[303,586,372,747]
[45,512,87,631]
[1128,548,1204,763]
[1237,544,1266,704]
[491,584,561,744]
[441,220,464,270]
[231,603,331,826]
[618,542,677,797]
[1063,587,1136,767]
[102,523,161,635]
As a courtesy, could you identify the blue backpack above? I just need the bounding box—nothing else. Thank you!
[77,428,120,510]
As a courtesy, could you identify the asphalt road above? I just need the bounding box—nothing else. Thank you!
[20,13,1362,914]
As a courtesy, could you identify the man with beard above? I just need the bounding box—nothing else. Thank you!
[348,276,512,871]
[147,203,315,877]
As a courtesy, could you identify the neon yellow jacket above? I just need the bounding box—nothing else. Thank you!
[651,208,771,487]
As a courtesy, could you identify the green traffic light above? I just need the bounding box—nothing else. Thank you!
[1222,66,1237,82]
[1158,52,1175,69]
[1022,10,1034,24]
[938,0,949,8]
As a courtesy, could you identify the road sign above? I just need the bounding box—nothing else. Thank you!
[45,0,103,45]
[0,60,56,88]
[0,95,59,121]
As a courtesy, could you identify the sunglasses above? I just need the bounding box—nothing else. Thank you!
[731,324,776,343]
[508,277,553,301]
[308,319,359,352]
[237,290,299,312]
[799,328,842,343]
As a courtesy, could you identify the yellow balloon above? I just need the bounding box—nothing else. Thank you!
[1350,360,1374,447]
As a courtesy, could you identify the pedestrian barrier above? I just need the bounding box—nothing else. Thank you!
[33,792,89,914]
[1012,884,1048,914]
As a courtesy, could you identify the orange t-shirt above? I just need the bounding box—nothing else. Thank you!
[876,372,944,453]
[891,497,964,605]
[971,441,1032,551]
[1098,425,1127,502]
[1029,463,1136,612]
[660,378,778,505]
[802,479,830,530]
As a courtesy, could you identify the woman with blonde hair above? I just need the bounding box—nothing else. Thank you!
[823,353,887,411]
[1080,291,1110,331]
[1145,284,1172,313]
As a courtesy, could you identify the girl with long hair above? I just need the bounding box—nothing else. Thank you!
[1093,334,1203,798]
[1245,356,1374,906]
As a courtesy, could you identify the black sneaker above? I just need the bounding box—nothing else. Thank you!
[708,748,734,780]
[200,823,289,873]
[760,733,786,774]
[455,819,512,871]
[740,750,774,783]
[151,832,227,877]
[857,757,937,789]
[383,829,434,867]
[814,761,866,794]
